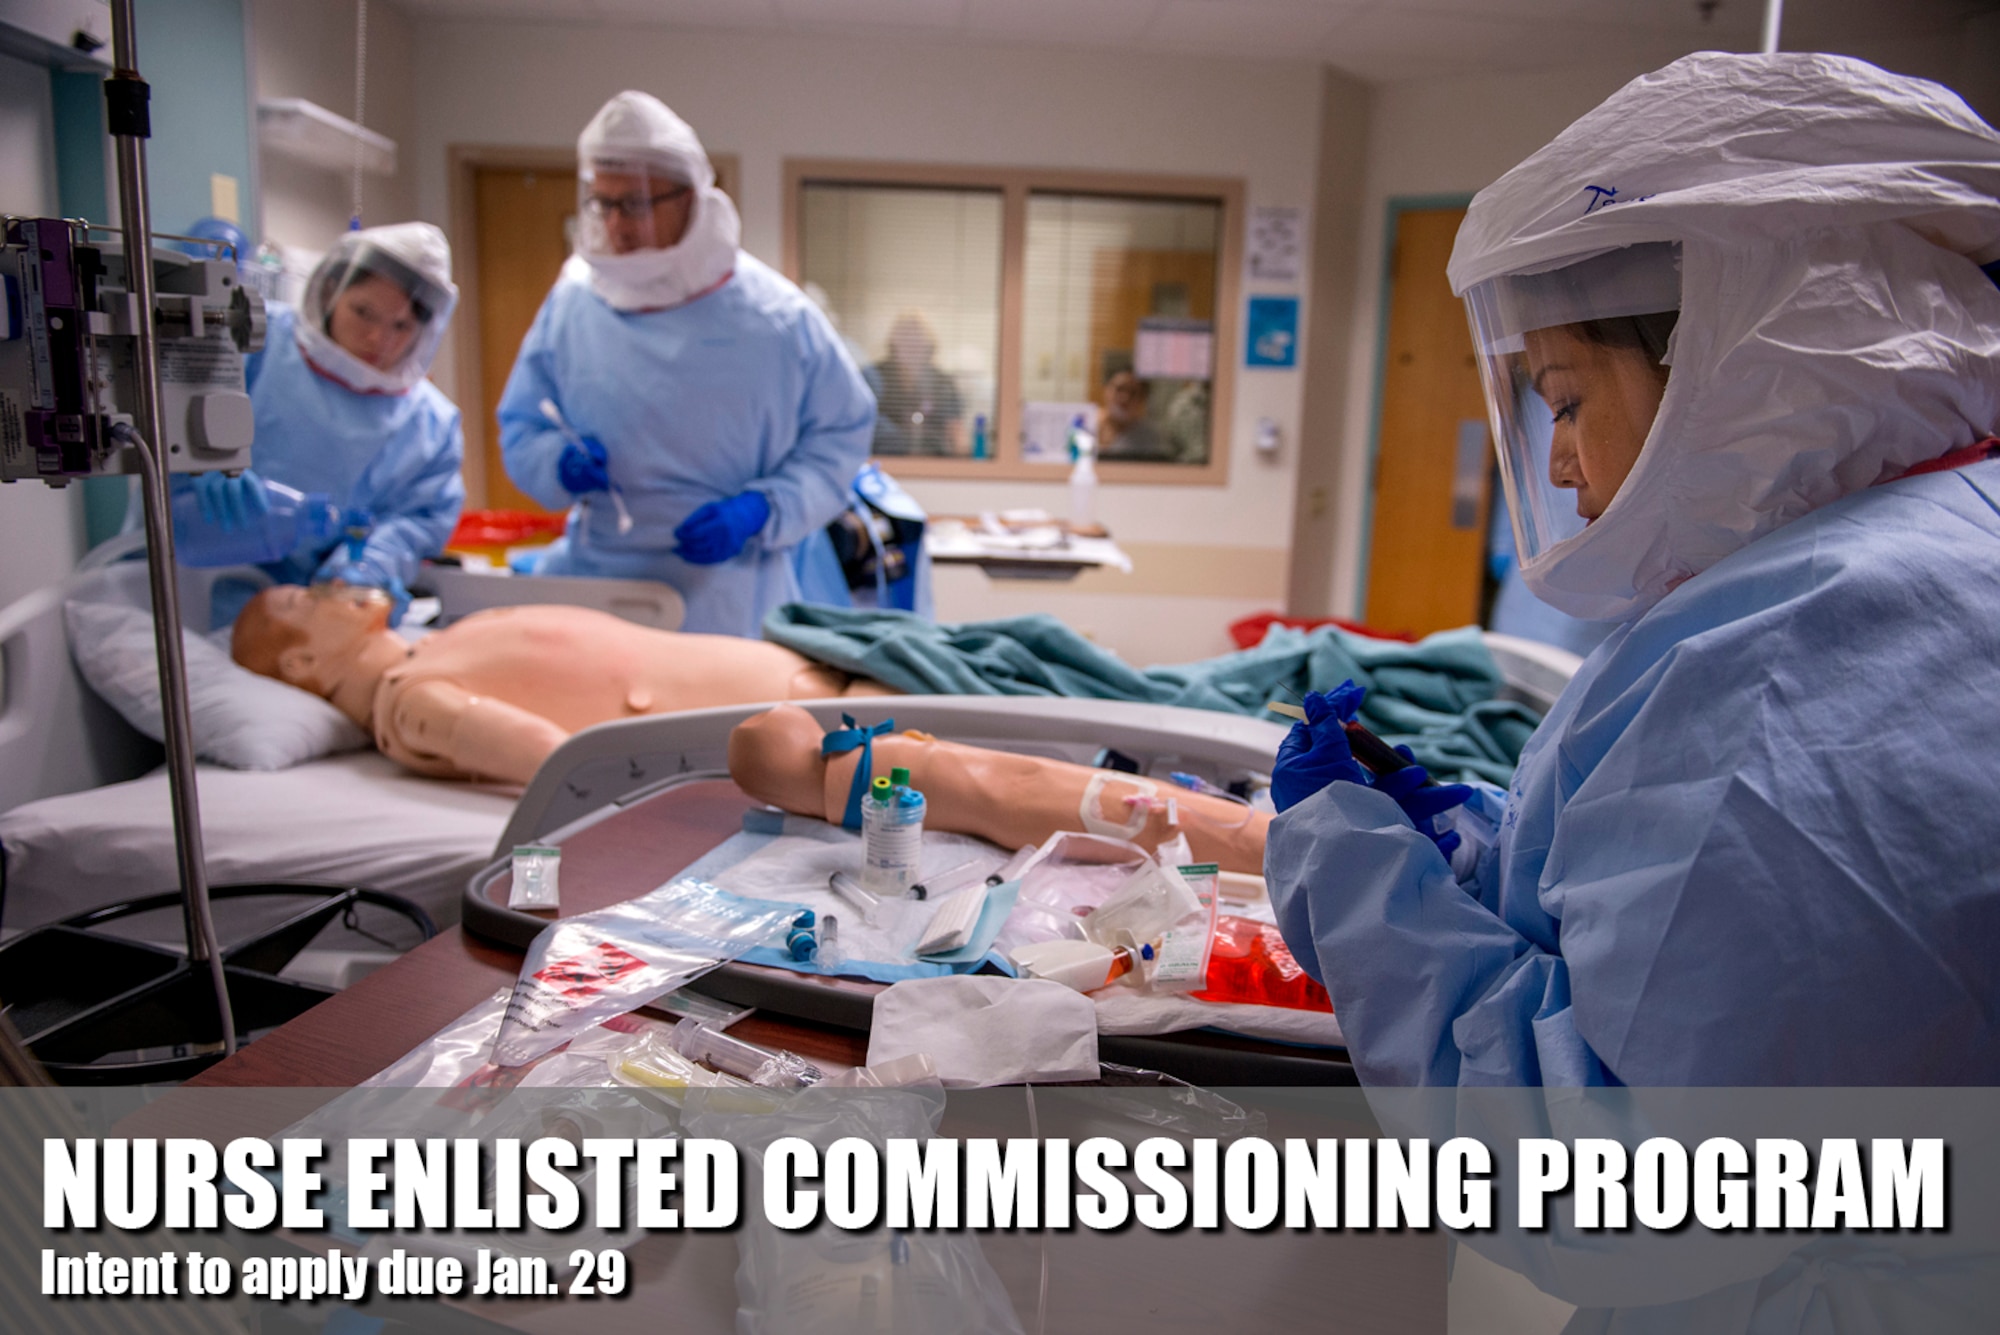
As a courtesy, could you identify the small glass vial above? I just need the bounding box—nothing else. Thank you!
[862,767,926,896]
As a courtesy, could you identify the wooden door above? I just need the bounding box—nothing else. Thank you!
[473,165,578,514]
[1362,206,1492,637]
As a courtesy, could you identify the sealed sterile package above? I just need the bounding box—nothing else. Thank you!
[357,988,667,1094]
[605,1029,753,1092]
[1080,860,1202,952]
[990,831,1152,956]
[508,845,561,910]
[1148,863,1220,991]
[492,877,803,1068]
[646,986,757,1030]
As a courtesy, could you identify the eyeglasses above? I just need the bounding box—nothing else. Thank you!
[582,186,692,221]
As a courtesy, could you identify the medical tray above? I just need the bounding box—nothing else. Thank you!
[464,774,1356,1087]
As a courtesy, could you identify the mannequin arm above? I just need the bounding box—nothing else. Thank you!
[729,705,1269,873]
[380,679,571,784]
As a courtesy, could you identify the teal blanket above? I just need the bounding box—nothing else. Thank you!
[764,604,1541,786]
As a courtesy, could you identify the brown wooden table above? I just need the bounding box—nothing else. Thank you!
[188,780,868,1088]
[190,776,1351,1091]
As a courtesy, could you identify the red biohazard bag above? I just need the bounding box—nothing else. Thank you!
[1192,914,1333,1013]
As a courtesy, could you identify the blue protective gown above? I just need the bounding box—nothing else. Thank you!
[244,303,466,588]
[1267,458,2000,1087]
[496,255,876,637]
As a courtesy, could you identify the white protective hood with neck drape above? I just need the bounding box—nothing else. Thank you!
[571,90,741,313]
[1449,52,2000,622]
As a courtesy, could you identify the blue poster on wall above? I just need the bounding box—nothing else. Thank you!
[1245,296,1299,368]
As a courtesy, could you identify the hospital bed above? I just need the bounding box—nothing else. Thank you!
[486,631,1581,852]
[0,538,1579,1031]
[0,550,518,978]
[456,636,1581,1085]
[0,545,711,949]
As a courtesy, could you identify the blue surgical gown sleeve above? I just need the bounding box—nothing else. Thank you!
[313,399,466,588]
[494,297,576,512]
[1269,463,2000,1090]
[1266,782,1615,1088]
[238,302,465,589]
[741,307,876,552]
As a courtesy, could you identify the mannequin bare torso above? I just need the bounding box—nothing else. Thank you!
[371,606,892,780]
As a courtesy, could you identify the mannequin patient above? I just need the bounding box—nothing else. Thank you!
[231,583,893,783]
[730,703,1270,873]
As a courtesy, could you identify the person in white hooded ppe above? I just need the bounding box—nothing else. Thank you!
[1266,53,2000,1088]
[496,92,875,637]
[182,222,466,625]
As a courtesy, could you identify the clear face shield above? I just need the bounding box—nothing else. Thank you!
[1463,243,1682,564]
[577,160,696,258]
[300,240,456,390]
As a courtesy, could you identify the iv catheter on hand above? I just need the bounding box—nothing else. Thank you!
[540,397,634,534]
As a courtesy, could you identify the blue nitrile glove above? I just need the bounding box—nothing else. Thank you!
[1375,745,1476,860]
[556,436,610,496]
[191,470,271,532]
[674,490,771,565]
[320,558,412,628]
[1271,681,1370,812]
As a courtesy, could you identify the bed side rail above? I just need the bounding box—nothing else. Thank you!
[497,695,1288,854]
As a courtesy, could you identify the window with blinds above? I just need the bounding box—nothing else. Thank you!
[785,162,1242,484]
[798,182,1003,461]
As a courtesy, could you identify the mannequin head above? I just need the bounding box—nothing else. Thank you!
[233,583,393,696]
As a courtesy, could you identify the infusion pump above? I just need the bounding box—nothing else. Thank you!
[0,216,263,485]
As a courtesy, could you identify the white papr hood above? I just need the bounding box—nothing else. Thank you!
[573,90,740,313]
[1449,52,2000,621]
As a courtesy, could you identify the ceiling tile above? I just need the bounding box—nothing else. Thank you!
[772,0,967,30]
[963,0,1169,48]
[391,0,1984,82]
[1323,3,1731,80]
[589,0,783,26]
[1148,0,1354,57]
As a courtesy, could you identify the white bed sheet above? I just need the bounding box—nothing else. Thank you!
[0,751,516,931]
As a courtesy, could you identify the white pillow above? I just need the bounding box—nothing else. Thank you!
[64,597,370,771]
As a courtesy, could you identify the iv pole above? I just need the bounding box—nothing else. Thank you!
[104,0,237,1057]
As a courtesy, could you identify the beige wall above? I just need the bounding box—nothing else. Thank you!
[250,0,417,257]
[405,20,1337,664]
[261,11,2000,655]
[1289,65,1370,619]
[1316,29,2000,619]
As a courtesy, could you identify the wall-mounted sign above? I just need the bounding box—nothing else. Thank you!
[1246,205,1304,284]
[1245,296,1299,368]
